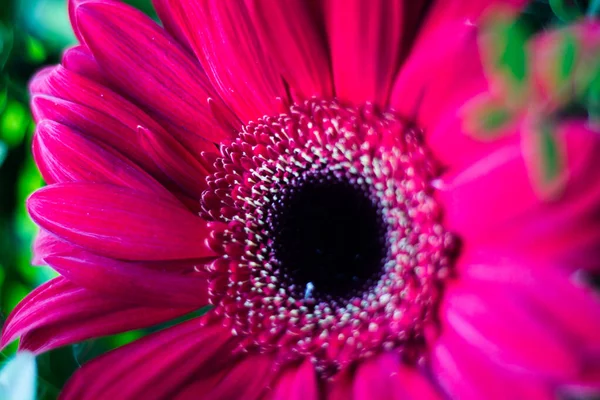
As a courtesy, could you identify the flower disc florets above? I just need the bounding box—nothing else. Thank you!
[202,99,455,375]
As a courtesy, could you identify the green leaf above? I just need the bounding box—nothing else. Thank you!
[0,25,13,70]
[0,100,28,147]
[550,0,584,22]
[539,125,561,185]
[558,32,578,82]
[463,94,516,140]
[480,10,531,101]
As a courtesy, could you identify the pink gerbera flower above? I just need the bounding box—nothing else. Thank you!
[2,0,600,398]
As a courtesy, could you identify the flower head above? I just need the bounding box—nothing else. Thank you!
[2,0,600,399]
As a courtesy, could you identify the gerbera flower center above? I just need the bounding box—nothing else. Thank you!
[270,173,386,302]
[202,99,455,375]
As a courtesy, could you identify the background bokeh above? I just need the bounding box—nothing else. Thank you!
[0,0,157,397]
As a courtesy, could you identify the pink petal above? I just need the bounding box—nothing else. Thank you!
[61,45,106,84]
[326,0,421,106]
[459,122,600,267]
[431,334,555,400]
[61,317,240,399]
[440,281,580,380]
[246,0,332,100]
[459,252,600,352]
[72,0,237,143]
[396,365,442,400]
[46,251,209,307]
[151,0,196,53]
[435,142,538,241]
[33,228,208,273]
[354,353,402,400]
[161,0,288,123]
[419,0,528,39]
[30,66,187,176]
[326,369,355,400]
[186,353,276,400]
[272,360,318,400]
[28,183,216,261]
[424,98,519,169]
[1,277,191,353]
[139,126,210,200]
[32,229,73,266]
[390,21,486,131]
[33,120,175,202]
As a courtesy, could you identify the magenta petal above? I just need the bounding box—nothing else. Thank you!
[396,365,441,400]
[30,65,184,176]
[354,353,402,400]
[73,0,236,143]
[441,282,580,380]
[431,334,554,400]
[246,0,332,100]
[62,317,236,399]
[459,253,600,351]
[326,369,355,400]
[435,143,537,241]
[151,0,196,53]
[28,183,216,260]
[273,360,318,400]
[162,0,288,123]
[390,22,485,131]
[1,277,191,353]
[33,120,175,202]
[419,0,528,40]
[189,355,275,400]
[61,45,106,84]
[326,0,420,106]
[46,251,209,307]
[32,229,73,266]
[139,126,210,199]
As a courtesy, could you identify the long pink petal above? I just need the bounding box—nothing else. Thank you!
[246,0,333,100]
[32,229,74,266]
[151,0,196,53]
[354,353,402,400]
[1,277,191,353]
[46,251,209,307]
[139,126,210,200]
[435,143,538,241]
[440,281,580,380]
[459,251,600,351]
[28,183,216,260]
[61,45,106,84]
[72,0,237,143]
[186,353,276,400]
[396,365,442,400]
[272,360,318,400]
[390,21,486,132]
[61,316,238,399]
[418,0,528,40]
[325,0,419,106]
[326,369,355,400]
[431,333,555,400]
[33,120,175,202]
[162,0,288,123]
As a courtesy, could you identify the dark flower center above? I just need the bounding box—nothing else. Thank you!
[269,173,387,302]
